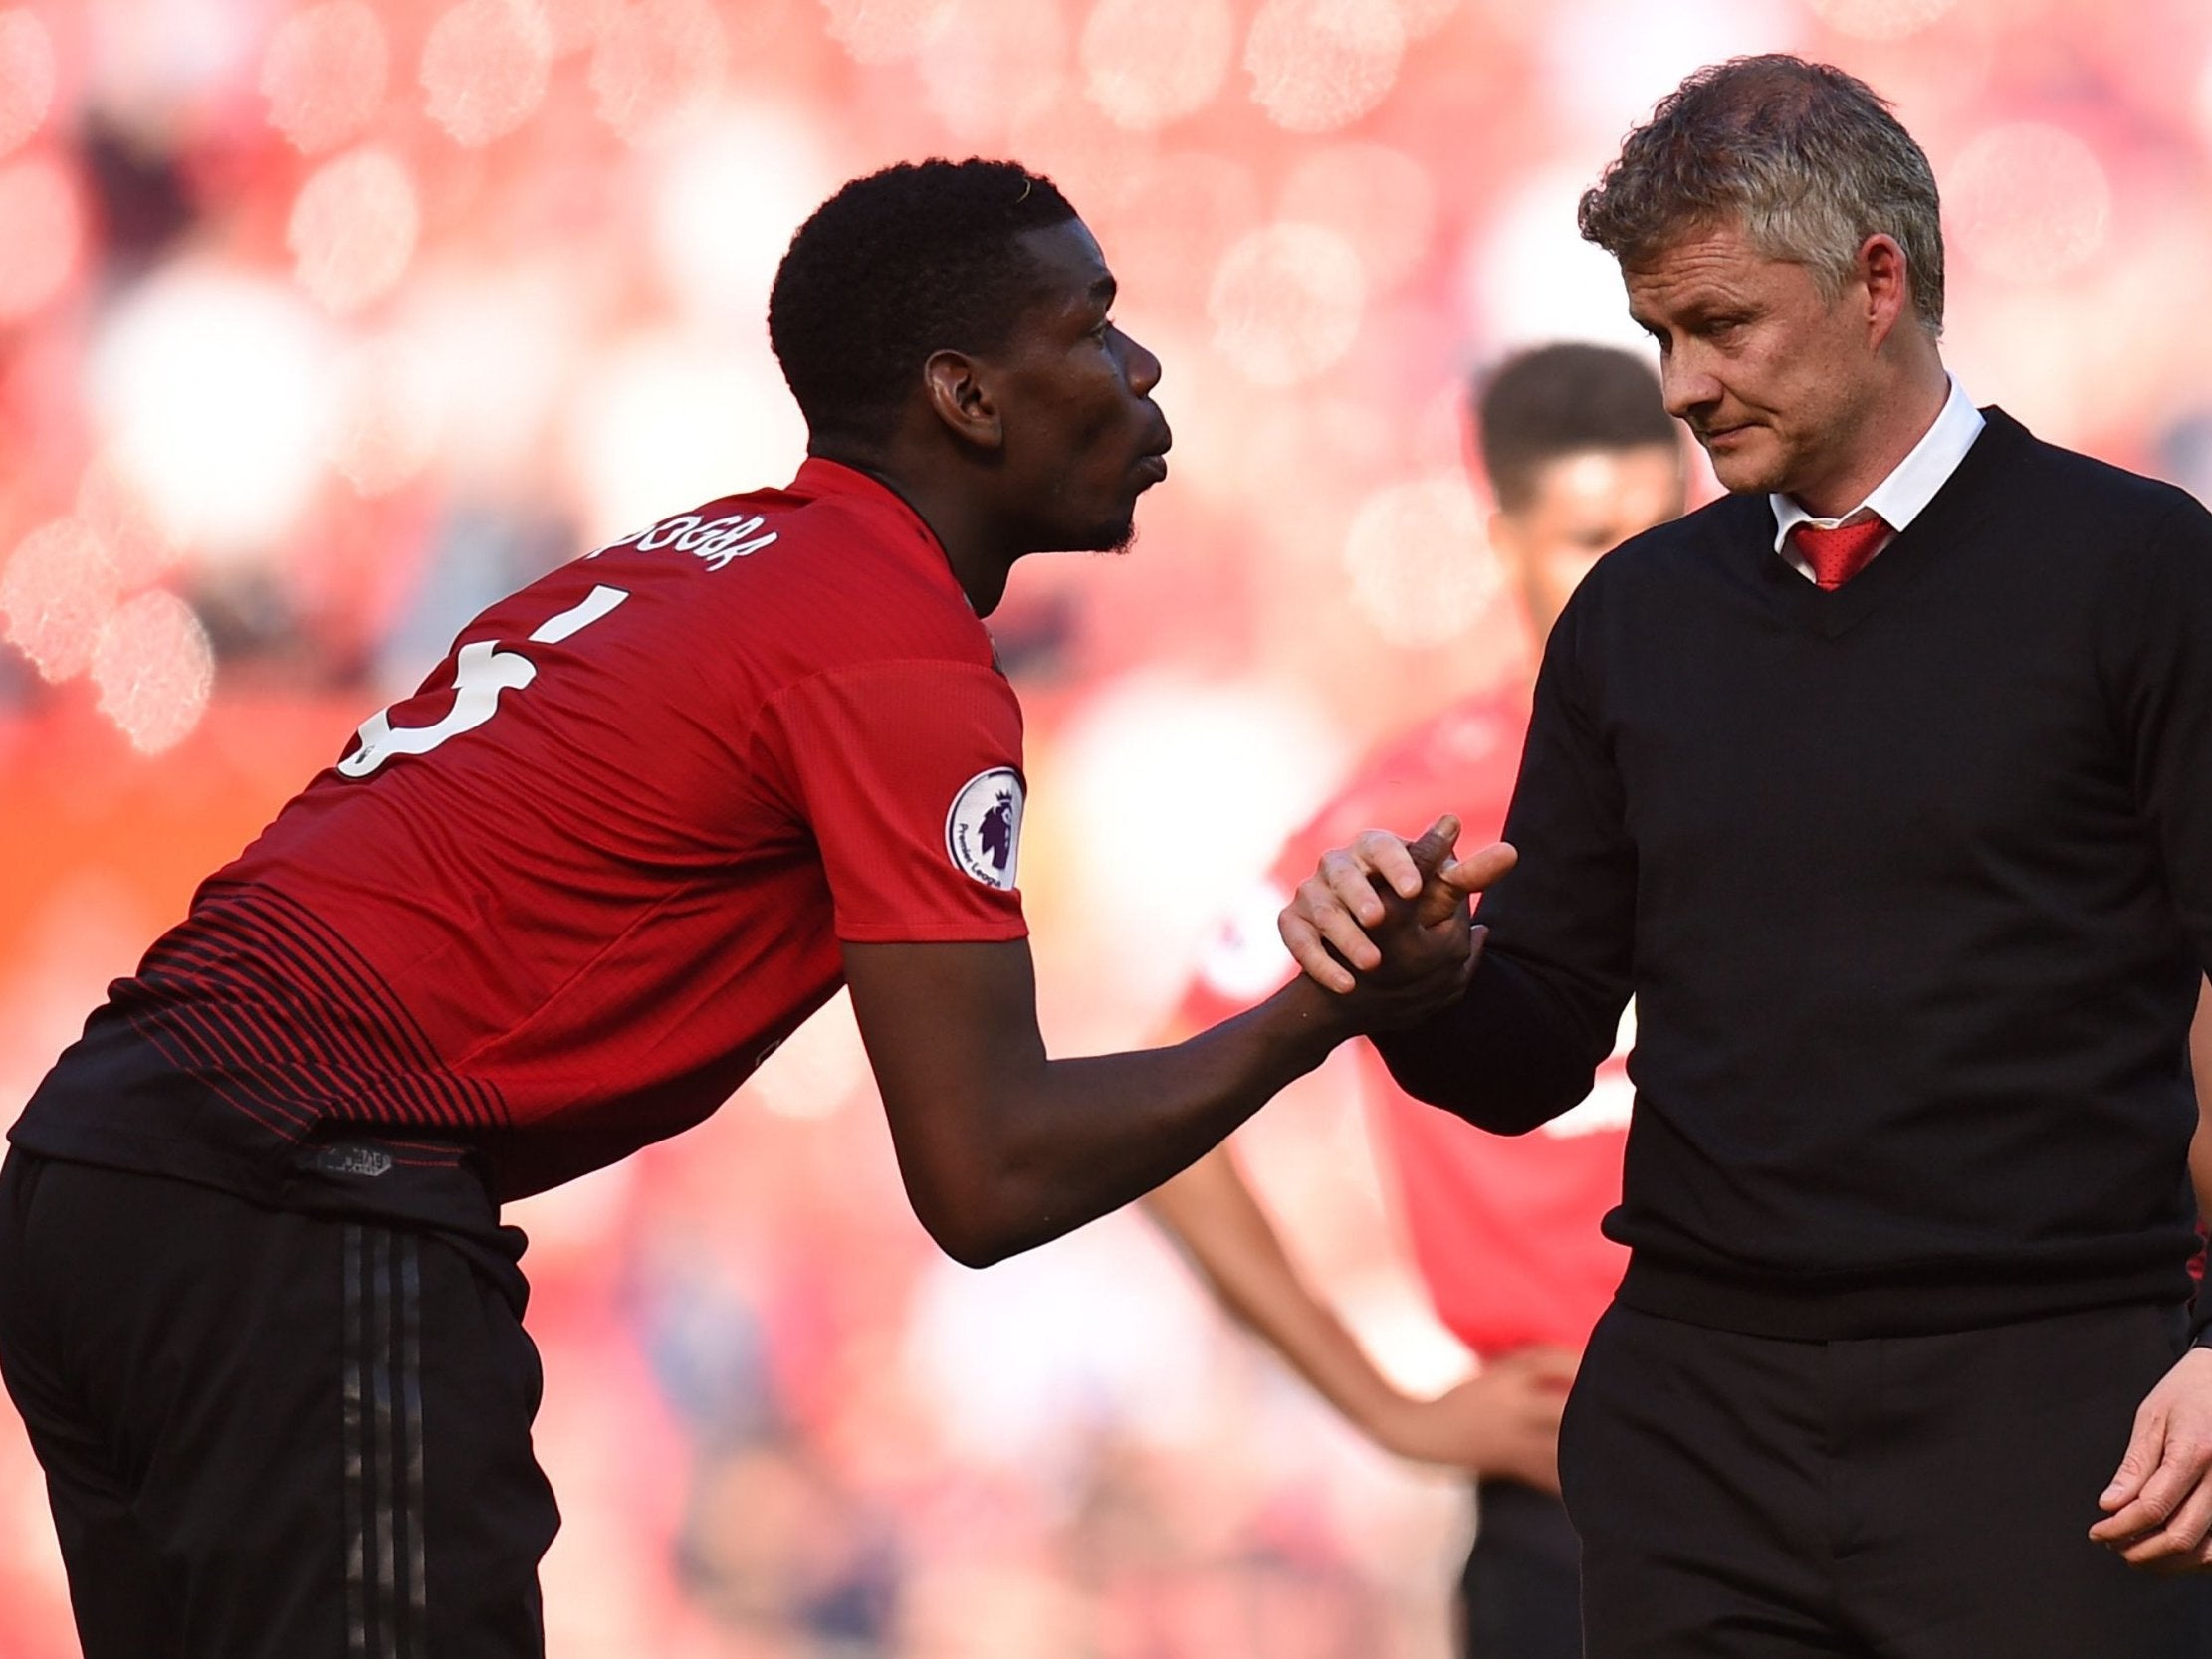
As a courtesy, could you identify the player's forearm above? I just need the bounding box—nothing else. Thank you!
[1146,1150,1412,1441]
[847,932,1468,1270]
[940,977,1352,1266]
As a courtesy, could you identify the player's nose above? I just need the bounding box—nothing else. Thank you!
[1120,328,1163,399]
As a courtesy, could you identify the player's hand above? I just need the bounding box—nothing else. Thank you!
[1291,816,1494,1033]
[2090,1346,2212,1572]
[1279,816,1517,995]
[1373,1345,1579,1489]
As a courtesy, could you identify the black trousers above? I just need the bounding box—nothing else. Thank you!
[0,1150,559,1659]
[1560,1300,2212,1658]
[1460,1478,1583,1659]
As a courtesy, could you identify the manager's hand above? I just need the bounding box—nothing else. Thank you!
[2091,1346,2212,1572]
[1278,817,1516,995]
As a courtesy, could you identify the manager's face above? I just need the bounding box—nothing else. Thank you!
[1623,216,1890,511]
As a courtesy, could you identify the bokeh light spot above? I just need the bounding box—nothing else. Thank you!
[422,0,553,148]
[331,336,450,496]
[1804,0,1956,40]
[1,519,120,683]
[747,991,869,1120]
[1280,142,1436,293]
[1080,0,1232,132]
[1243,0,1405,134]
[261,1,390,154]
[2198,48,2212,158]
[1538,0,1806,144]
[0,9,56,158]
[1463,163,1648,351]
[540,0,623,54]
[1344,474,1497,648]
[589,0,728,144]
[1209,221,1366,386]
[1002,97,1145,221]
[568,330,806,545]
[93,265,337,558]
[1948,121,2110,283]
[920,0,1068,143]
[91,590,216,756]
[817,0,955,65]
[1092,149,1260,310]
[649,104,835,326]
[0,152,80,321]
[289,146,420,315]
[77,457,181,592]
[393,264,581,492]
[1051,671,1346,996]
[1391,0,1460,37]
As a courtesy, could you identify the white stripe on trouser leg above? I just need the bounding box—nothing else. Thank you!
[372,1229,398,1659]
[344,1224,427,1658]
[343,1224,367,1659]
[400,1234,426,1653]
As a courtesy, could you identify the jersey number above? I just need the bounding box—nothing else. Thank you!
[337,585,630,778]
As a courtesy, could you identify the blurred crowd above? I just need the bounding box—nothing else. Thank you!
[8,0,2212,1653]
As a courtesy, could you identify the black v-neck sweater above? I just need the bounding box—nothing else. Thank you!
[1379,409,2212,1339]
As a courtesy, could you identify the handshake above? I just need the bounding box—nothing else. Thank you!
[1275,815,1518,1032]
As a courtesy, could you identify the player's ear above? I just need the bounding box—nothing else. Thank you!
[923,350,1005,451]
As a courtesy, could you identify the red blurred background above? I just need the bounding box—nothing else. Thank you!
[8,2,2212,1652]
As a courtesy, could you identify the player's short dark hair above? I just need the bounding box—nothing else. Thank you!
[768,158,1077,445]
[1475,343,1677,512]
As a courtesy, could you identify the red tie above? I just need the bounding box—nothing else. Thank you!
[1790,516,1889,590]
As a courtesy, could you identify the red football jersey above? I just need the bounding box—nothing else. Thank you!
[17,461,1029,1204]
[1177,687,1631,1356]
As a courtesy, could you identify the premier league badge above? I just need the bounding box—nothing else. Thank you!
[945,767,1024,891]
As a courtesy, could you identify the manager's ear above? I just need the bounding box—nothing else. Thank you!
[923,350,1005,452]
[1858,233,1912,350]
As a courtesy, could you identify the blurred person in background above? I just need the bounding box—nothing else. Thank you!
[0,156,1501,1659]
[1145,342,1683,1659]
[1281,56,2212,1658]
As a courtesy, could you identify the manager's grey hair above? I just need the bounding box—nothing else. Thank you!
[1578,55,1945,336]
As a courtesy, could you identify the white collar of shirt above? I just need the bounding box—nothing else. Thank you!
[1770,376,1986,574]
